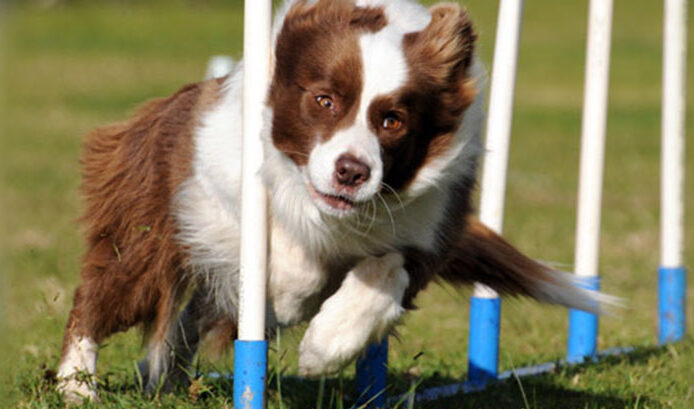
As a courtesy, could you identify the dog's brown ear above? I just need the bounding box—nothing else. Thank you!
[403,4,478,124]
[280,0,336,34]
[404,4,477,86]
[281,0,385,34]
[349,6,387,32]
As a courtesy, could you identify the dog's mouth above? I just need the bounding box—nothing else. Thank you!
[308,184,355,212]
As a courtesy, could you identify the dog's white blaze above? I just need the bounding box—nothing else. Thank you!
[356,0,430,34]
[57,336,98,400]
[298,253,409,375]
[357,29,409,121]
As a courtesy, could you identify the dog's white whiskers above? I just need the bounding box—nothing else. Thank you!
[376,192,397,236]
[366,198,378,234]
[380,182,406,210]
[352,205,374,237]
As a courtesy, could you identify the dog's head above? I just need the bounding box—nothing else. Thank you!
[268,0,478,218]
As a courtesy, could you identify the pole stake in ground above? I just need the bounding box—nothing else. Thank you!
[355,339,388,408]
[468,295,501,384]
[567,277,601,363]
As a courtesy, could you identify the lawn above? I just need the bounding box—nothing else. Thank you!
[1,0,693,408]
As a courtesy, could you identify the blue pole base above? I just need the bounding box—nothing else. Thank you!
[659,266,687,344]
[467,296,501,385]
[233,339,268,409]
[567,276,600,364]
[355,338,388,408]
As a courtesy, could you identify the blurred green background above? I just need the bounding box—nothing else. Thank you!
[1,0,693,408]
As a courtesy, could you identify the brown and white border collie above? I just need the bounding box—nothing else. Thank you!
[57,0,614,401]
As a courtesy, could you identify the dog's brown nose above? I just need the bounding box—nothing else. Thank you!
[335,154,370,187]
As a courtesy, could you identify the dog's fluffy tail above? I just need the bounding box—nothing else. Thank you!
[439,218,621,314]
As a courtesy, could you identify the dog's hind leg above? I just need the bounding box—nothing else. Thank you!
[57,285,101,403]
[57,264,148,402]
[58,280,181,402]
[139,308,199,395]
[58,238,190,402]
[138,285,235,394]
[298,253,409,376]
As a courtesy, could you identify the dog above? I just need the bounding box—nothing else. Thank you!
[57,0,614,401]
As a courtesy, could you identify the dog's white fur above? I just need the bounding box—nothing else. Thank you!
[56,336,98,401]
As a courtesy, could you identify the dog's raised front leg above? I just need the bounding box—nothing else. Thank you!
[269,223,328,325]
[298,253,409,376]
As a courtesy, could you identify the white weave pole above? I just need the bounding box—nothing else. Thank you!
[661,0,687,274]
[468,0,524,384]
[659,0,688,344]
[573,0,613,283]
[478,1,524,236]
[567,0,613,363]
[238,0,271,349]
[233,0,272,407]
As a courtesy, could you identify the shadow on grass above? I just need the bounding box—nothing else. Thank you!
[15,343,676,408]
[429,376,661,409]
[248,344,670,408]
[263,368,662,409]
[407,344,671,409]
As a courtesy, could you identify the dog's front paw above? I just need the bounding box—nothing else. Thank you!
[57,375,98,404]
[297,253,409,377]
[57,336,99,403]
[298,331,346,377]
[298,314,367,376]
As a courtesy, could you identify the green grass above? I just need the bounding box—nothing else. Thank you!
[2,0,694,408]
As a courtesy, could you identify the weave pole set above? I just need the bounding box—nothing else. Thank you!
[232,0,688,407]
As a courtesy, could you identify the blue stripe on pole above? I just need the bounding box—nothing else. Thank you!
[468,296,501,385]
[659,266,686,344]
[233,340,268,409]
[355,338,388,408]
[567,276,600,363]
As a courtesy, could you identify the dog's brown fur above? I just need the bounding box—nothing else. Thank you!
[61,79,223,359]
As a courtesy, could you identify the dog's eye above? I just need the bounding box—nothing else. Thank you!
[316,95,334,109]
[382,115,403,131]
